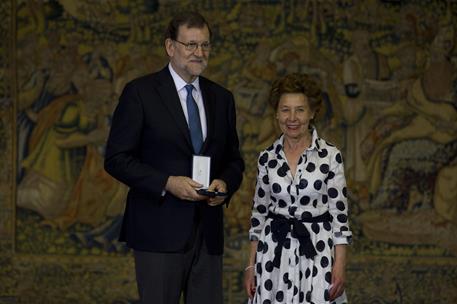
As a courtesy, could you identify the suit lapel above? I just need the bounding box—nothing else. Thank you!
[156,67,193,151]
[199,77,215,154]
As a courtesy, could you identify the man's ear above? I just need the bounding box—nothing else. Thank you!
[165,38,174,57]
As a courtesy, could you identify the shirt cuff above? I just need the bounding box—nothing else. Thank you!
[249,231,261,241]
[333,230,353,245]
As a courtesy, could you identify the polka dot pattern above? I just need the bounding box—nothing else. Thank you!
[249,130,351,304]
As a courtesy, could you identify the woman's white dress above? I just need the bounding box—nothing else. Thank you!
[249,129,352,304]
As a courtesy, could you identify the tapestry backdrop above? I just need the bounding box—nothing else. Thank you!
[1,0,457,303]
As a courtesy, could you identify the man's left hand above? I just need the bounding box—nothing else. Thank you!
[207,179,227,206]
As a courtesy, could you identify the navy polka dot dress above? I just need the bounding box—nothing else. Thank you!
[249,129,352,304]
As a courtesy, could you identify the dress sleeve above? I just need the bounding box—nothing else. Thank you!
[249,151,271,241]
[327,151,352,245]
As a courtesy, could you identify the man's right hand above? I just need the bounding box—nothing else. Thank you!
[165,176,206,201]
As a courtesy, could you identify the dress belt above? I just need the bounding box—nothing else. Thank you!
[268,211,331,268]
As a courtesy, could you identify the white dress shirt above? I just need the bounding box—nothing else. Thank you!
[168,64,207,141]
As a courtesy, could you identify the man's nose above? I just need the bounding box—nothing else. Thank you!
[194,45,204,57]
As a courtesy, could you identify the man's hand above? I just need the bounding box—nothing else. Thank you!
[207,179,227,206]
[165,176,206,201]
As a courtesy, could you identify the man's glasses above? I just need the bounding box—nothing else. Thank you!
[173,39,211,52]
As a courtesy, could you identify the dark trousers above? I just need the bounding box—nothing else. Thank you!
[133,227,223,304]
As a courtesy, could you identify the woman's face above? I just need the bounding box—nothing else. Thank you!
[276,93,314,140]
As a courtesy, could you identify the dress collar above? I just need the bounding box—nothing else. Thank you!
[269,127,325,159]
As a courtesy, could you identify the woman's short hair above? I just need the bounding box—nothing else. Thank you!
[165,12,212,41]
[269,73,323,114]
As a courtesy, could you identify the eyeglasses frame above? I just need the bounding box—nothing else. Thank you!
[173,39,212,52]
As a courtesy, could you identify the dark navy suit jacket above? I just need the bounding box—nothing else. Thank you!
[104,66,244,255]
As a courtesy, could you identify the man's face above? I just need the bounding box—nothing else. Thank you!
[166,24,211,83]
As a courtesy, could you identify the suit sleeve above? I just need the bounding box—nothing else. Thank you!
[104,82,168,198]
[218,92,245,201]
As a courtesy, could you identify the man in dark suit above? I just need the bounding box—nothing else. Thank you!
[104,12,244,304]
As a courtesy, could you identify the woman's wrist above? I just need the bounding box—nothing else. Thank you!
[244,265,255,271]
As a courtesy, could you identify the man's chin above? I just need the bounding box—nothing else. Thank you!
[187,64,207,75]
[189,69,206,77]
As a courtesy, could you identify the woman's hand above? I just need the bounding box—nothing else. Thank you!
[329,256,346,301]
[244,265,256,300]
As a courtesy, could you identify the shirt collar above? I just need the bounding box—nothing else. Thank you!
[309,127,322,152]
[168,63,200,93]
[270,127,324,157]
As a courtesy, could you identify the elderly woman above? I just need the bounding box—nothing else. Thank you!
[244,73,352,304]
